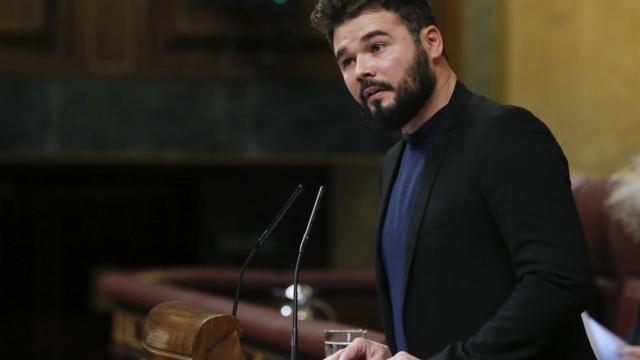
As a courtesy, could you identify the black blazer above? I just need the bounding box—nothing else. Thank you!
[375,83,596,359]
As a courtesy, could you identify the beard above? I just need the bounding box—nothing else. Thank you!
[358,46,436,130]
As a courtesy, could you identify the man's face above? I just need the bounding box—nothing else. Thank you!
[333,10,435,130]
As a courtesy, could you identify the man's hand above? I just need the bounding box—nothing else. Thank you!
[323,338,420,360]
[324,338,391,360]
[619,346,640,360]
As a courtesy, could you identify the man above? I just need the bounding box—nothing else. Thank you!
[311,1,596,359]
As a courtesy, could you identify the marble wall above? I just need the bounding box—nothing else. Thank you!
[0,77,396,155]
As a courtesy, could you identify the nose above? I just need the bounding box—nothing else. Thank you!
[354,54,375,81]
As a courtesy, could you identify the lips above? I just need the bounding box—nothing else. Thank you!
[363,86,392,104]
[359,80,393,106]
[364,86,384,99]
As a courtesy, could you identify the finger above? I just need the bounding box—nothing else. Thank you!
[324,348,345,360]
[337,341,368,360]
[389,351,420,360]
[353,338,391,360]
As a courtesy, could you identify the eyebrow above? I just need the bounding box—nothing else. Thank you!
[335,30,391,61]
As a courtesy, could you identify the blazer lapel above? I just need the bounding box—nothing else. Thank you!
[379,141,405,210]
[401,83,473,298]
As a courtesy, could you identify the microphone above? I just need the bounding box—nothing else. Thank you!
[291,186,326,360]
[232,184,304,317]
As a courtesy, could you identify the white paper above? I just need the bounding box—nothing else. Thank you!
[582,311,628,360]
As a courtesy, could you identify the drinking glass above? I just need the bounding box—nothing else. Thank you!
[323,329,367,356]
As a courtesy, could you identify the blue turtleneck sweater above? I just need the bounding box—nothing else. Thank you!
[381,108,445,352]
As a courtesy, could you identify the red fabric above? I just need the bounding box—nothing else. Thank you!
[572,176,640,336]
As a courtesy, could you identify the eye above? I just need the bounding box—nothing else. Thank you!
[341,57,354,69]
[371,43,385,53]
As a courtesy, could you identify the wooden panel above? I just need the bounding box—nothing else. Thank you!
[0,0,461,77]
[145,0,462,78]
[140,0,336,77]
[0,0,44,33]
[430,0,462,74]
[81,0,141,74]
[0,0,81,74]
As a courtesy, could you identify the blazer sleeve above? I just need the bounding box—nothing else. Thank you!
[429,108,594,359]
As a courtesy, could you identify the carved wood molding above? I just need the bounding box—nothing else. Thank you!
[139,0,336,77]
[0,0,461,77]
[0,0,80,73]
[80,0,142,74]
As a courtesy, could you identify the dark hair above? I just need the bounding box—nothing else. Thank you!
[310,0,439,49]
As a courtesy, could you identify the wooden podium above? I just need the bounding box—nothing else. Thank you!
[98,268,384,359]
[143,301,246,360]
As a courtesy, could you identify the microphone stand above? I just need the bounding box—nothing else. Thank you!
[232,184,304,317]
[291,186,325,360]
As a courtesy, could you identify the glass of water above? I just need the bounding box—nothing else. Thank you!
[323,329,367,356]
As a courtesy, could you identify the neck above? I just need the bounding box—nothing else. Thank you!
[402,69,457,135]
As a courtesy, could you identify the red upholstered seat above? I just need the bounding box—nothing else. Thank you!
[572,176,640,336]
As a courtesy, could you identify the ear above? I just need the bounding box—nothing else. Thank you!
[419,25,445,60]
